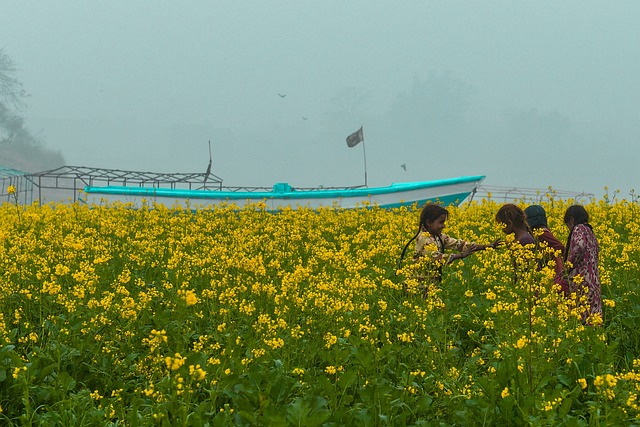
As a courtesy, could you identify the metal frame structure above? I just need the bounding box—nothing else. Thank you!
[0,166,33,205]
[2,165,224,204]
[470,185,595,204]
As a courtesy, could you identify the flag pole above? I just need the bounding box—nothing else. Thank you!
[204,140,213,187]
[361,135,368,187]
[346,126,367,187]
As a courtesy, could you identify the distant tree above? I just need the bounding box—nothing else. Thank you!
[0,48,65,171]
[0,101,27,144]
[0,48,28,110]
[387,70,474,137]
[504,108,571,143]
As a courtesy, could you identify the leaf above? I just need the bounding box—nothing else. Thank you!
[125,353,139,362]
[286,397,311,425]
[556,373,572,387]
[57,371,77,392]
[338,369,357,389]
[286,397,330,427]
[415,394,433,412]
[39,362,58,379]
[354,408,375,427]
[559,396,573,417]
[351,344,374,371]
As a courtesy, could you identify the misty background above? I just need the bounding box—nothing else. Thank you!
[1,1,638,197]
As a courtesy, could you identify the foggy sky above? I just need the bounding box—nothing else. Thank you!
[1,1,639,197]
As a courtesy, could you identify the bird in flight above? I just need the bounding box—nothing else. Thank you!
[277,93,286,98]
[401,164,407,171]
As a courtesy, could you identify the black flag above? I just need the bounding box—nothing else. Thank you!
[346,126,364,148]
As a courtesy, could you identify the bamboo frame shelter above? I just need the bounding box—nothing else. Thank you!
[0,166,33,205]
[1,165,223,204]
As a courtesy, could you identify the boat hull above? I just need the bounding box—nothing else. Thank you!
[83,176,485,209]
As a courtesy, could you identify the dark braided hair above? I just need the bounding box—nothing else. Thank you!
[496,204,530,232]
[397,203,449,270]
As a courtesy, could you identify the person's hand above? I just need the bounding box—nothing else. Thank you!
[461,247,474,259]
[489,239,502,249]
[447,252,467,264]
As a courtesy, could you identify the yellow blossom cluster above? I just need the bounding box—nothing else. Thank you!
[0,196,639,423]
[165,353,186,371]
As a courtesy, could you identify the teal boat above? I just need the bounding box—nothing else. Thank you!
[83,175,485,209]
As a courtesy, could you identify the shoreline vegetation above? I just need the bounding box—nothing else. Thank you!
[0,194,638,425]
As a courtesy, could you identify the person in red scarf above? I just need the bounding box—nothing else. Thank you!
[525,205,567,294]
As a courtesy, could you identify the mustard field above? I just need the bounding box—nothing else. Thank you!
[1,192,639,426]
